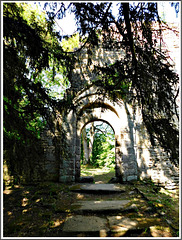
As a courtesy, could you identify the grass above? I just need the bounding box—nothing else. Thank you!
[81,164,115,183]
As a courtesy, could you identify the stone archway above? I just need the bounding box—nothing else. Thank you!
[58,83,178,186]
[75,103,123,182]
[58,85,138,183]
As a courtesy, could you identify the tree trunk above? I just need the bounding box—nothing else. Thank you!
[82,128,89,164]
[88,122,95,161]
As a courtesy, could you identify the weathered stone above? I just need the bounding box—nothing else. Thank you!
[78,176,94,183]
[127,175,138,181]
[59,175,75,183]
[62,215,109,233]
[69,183,126,193]
[71,200,131,213]
[149,226,173,237]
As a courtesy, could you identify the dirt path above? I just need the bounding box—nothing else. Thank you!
[3,178,179,237]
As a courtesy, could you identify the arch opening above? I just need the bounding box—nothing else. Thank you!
[80,120,116,183]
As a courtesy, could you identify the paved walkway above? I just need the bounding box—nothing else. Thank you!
[69,183,126,193]
[61,183,175,237]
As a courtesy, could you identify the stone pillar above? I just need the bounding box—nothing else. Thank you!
[120,128,138,182]
[59,110,77,183]
[75,135,81,181]
[115,135,123,181]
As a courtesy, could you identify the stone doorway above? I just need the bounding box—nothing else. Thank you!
[59,86,138,183]
[80,121,116,183]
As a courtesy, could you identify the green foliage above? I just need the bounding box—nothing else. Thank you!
[3,3,49,142]
[91,133,115,168]
[3,2,74,145]
[35,60,69,100]
[61,33,80,52]
[81,122,115,168]
[3,2,73,184]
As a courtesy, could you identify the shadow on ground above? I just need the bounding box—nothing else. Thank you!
[3,167,179,237]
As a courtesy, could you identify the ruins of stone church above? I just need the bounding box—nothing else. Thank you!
[3,23,179,189]
[39,23,179,189]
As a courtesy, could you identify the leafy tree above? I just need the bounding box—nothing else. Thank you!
[3,2,72,183]
[81,122,115,168]
[3,2,73,142]
[4,3,50,142]
[61,33,80,52]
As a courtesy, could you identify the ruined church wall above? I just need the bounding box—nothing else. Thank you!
[128,105,179,189]
[58,109,77,182]
[3,128,59,186]
[17,23,179,186]
[67,44,179,187]
[38,41,179,188]
[3,24,179,188]
[72,86,140,182]
[39,99,179,189]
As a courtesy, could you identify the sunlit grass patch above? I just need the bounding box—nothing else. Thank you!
[81,164,115,183]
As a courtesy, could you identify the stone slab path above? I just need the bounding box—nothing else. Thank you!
[69,183,126,193]
[61,183,175,237]
[72,200,131,213]
[62,215,109,233]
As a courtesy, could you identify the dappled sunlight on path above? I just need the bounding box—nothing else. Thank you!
[3,179,179,237]
[81,165,115,183]
[64,180,179,237]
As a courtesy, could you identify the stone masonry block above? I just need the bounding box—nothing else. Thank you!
[59,175,75,183]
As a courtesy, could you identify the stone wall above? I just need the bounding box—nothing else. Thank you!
[130,106,179,189]
[3,138,48,186]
